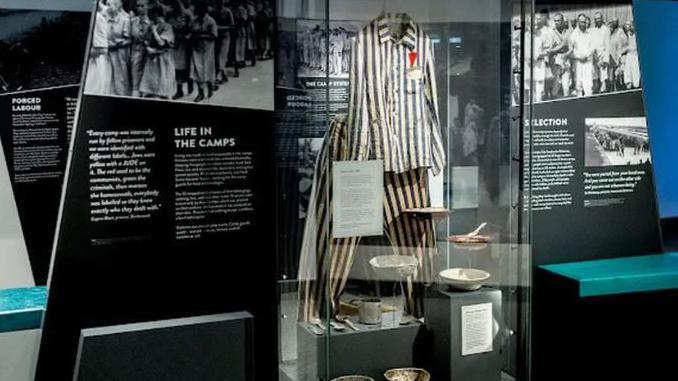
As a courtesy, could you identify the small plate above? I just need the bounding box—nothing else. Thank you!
[404,207,450,220]
[448,234,492,244]
[451,242,488,251]
[439,268,491,291]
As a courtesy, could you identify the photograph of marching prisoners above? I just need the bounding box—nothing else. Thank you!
[585,117,651,167]
[83,0,274,110]
[512,3,641,105]
[0,9,90,93]
[296,20,360,79]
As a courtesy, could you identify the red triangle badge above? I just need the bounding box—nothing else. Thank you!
[409,51,418,66]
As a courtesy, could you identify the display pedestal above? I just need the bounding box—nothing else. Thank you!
[424,287,502,381]
[297,318,424,381]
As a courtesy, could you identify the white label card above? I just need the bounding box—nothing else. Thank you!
[428,168,444,208]
[332,160,383,238]
[461,303,493,356]
[407,67,423,80]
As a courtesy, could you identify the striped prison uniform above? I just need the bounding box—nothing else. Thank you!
[298,116,438,322]
[347,13,446,176]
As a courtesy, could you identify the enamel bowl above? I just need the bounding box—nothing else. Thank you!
[384,367,431,381]
[439,268,491,291]
[331,376,375,381]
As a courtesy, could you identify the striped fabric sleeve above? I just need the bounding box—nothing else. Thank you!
[425,38,446,175]
[347,35,370,162]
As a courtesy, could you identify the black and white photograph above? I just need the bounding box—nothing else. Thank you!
[513,3,641,105]
[585,117,650,167]
[296,20,360,78]
[297,137,322,219]
[84,0,274,110]
[0,9,90,93]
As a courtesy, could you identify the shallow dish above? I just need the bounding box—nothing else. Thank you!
[439,268,491,291]
[448,234,492,244]
[451,242,488,251]
[331,376,375,381]
[369,255,419,280]
[384,367,431,381]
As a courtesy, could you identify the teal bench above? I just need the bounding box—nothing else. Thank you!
[0,286,48,333]
[541,252,678,297]
[535,253,678,380]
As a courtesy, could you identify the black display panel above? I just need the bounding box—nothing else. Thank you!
[528,90,661,266]
[0,6,91,284]
[523,3,663,379]
[36,95,276,380]
[37,0,278,378]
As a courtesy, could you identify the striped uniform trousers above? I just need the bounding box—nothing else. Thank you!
[298,117,437,322]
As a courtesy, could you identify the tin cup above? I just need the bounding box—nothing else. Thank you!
[358,298,382,325]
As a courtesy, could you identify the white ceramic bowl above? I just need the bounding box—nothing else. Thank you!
[439,268,491,291]
[369,255,419,280]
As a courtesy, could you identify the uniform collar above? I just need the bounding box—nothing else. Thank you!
[377,13,417,50]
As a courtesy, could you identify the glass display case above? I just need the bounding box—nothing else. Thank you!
[276,0,533,380]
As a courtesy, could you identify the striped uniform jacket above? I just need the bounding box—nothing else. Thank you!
[298,116,438,322]
[347,13,446,175]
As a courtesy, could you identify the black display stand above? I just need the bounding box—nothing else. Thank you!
[296,319,425,381]
[73,312,254,381]
[526,58,663,380]
[534,266,678,380]
[424,287,502,381]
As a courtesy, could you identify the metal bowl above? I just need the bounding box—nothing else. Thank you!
[384,367,431,381]
[439,268,491,291]
[369,255,418,280]
[331,376,375,381]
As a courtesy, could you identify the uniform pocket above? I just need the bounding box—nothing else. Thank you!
[407,78,424,95]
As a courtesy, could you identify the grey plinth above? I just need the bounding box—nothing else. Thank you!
[424,287,503,381]
[73,312,253,381]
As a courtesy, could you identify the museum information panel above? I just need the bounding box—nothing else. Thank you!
[36,0,277,379]
[0,3,91,285]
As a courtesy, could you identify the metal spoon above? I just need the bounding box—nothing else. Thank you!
[330,321,347,332]
[336,315,360,331]
[399,314,417,326]
[467,222,487,236]
[310,317,327,331]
